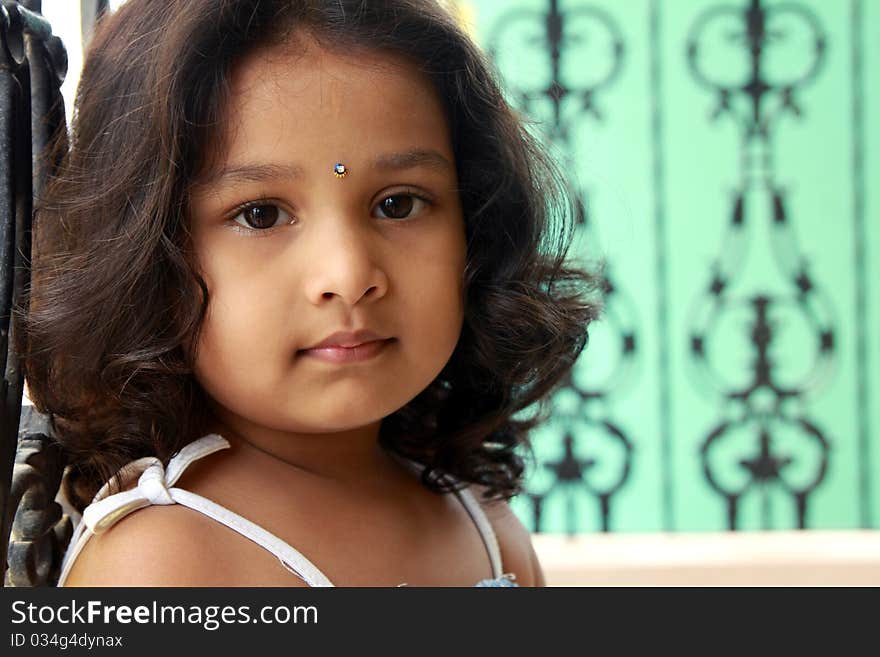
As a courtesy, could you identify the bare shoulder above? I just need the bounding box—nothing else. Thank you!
[63,505,230,586]
[63,504,307,587]
[469,485,546,587]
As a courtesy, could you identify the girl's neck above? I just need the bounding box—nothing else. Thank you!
[201,412,405,488]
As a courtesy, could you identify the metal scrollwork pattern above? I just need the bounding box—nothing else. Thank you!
[487,0,633,533]
[686,0,832,529]
[5,408,71,587]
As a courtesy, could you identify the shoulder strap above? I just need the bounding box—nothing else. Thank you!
[57,434,334,587]
[451,487,504,579]
[394,456,504,579]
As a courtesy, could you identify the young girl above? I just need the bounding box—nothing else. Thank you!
[20,0,601,587]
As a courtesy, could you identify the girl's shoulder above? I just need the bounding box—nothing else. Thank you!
[62,464,309,587]
[63,502,227,586]
[469,485,546,587]
[62,500,308,587]
[64,446,299,587]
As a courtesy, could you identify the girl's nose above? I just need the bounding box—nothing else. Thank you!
[302,221,389,307]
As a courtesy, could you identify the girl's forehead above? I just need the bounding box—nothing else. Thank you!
[205,39,453,180]
[229,39,438,121]
[200,43,454,182]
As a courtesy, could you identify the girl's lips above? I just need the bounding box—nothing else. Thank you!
[298,338,395,363]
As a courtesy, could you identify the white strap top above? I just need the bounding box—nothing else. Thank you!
[57,434,509,587]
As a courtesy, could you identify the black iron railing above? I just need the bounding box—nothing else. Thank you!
[0,0,108,588]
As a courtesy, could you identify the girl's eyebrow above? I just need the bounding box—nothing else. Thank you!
[374,149,453,174]
[199,148,452,188]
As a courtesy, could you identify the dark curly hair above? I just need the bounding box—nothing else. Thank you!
[18,0,603,513]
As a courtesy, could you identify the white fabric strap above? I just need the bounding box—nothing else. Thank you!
[166,488,333,587]
[453,488,504,578]
[58,434,333,587]
[396,456,504,579]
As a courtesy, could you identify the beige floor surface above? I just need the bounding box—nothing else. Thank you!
[532,531,880,586]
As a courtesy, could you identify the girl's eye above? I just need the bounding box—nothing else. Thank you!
[232,203,291,230]
[374,194,429,220]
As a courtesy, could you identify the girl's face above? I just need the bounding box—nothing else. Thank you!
[188,38,466,437]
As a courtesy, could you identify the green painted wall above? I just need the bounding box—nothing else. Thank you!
[457,0,880,532]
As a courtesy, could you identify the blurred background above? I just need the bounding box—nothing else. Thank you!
[457,0,879,537]
[34,0,880,583]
